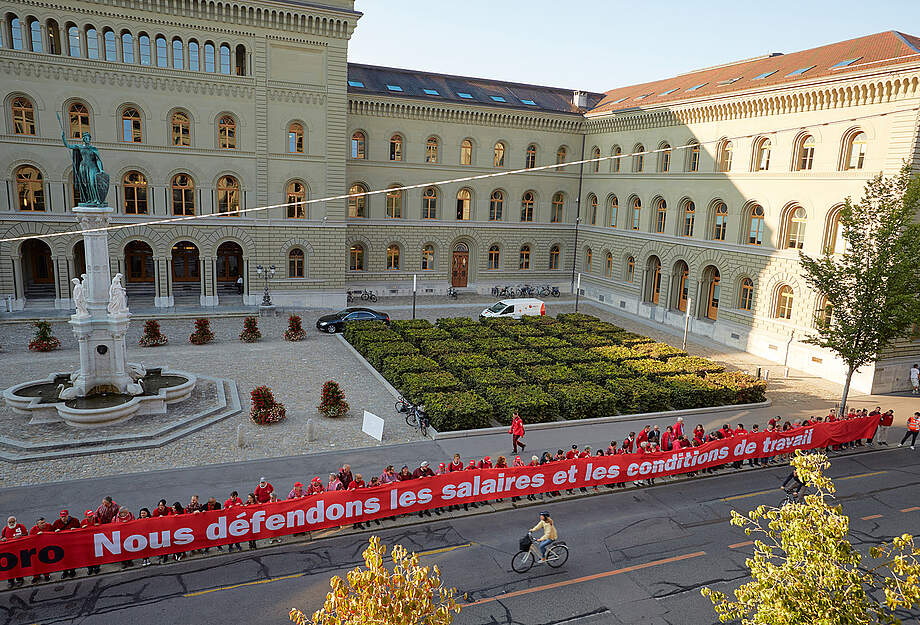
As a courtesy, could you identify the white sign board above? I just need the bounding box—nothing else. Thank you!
[362,410,385,441]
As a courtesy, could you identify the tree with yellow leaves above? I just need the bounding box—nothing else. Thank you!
[290,536,462,625]
[702,451,920,624]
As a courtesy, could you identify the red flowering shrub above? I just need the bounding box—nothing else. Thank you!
[284,314,307,342]
[28,320,61,352]
[250,385,286,425]
[189,318,214,345]
[138,320,168,347]
[239,316,261,343]
[318,380,349,418]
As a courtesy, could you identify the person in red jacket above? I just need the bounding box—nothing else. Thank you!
[478,456,493,469]
[565,445,578,460]
[447,453,463,472]
[661,426,674,452]
[254,477,274,503]
[79,511,103,574]
[673,417,684,439]
[26,518,53,583]
[51,510,81,579]
[307,477,325,496]
[152,499,172,517]
[3,516,28,587]
[223,491,244,552]
[509,412,526,453]
[636,426,650,448]
[95,496,119,524]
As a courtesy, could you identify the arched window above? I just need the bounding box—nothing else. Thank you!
[687,142,700,172]
[350,131,366,159]
[681,201,695,237]
[288,122,304,153]
[754,138,771,171]
[489,190,504,221]
[348,183,367,218]
[460,139,473,165]
[425,136,439,163]
[234,44,246,76]
[121,31,133,63]
[549,245,560,270]
[28,18,42,52]
[68,103,90,139]
[204,42,216,72]
[704,268,721,320]
[647,257,661,304]
[386,244,400,270]
[658,143,671,172]
[421,245,435,270]
[591,146,600,173]
[584,247,593,273]
[122,171,148,214]
[389,134,402,161]
[747,205,765,245]
[15,165,44,211]
[86,27,98,59]
[815,295,833,327]
[611,146,622,173]
[824,206,846,255]
[738,278,754,311]
[188,40,199,70]
[519,245,531,270]
[796,134,815,171]
[103,29,116,61]
[386,186,402,218]
[493,142,505,167]
[785,206,807,249]
[556,145,567,170]
[155,35,167,67]
[47,19,61,54]
[605,252,613,278]
[67,24,80,57]
[139,34,151,64]
[654,199,667,233]
[626,256,635,282]
[422,187,438,219]
[775,285,794,320]
[8,16,23,50]
[673,261,689,312]
[551,192,564,223]
[525,144,537,169]
[121,107,142,143]
[711,202,728,241]
[631,198,642,230]
[488,245,500,270]
[633,144,644,172]
[349,244,364,271]
[520,191,535,222]
[288,248,304,278]
[172,38,184,69]
[589,194,598,225]
[718,140,733,172]
[456,188,471,220]
[219,43,231,74]
[171,111,190,146]
[609,196,618,227]
[286,181,307,218]
[218,115,236,149]
[11,97,35,135]
[845,131,866,170]
[216,175,240,215]
[171,173,195,215]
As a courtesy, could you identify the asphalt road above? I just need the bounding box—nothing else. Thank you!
[3,447,918,625]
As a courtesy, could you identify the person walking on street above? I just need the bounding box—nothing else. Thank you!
[877,410,894,446]
[899,412,919,449]
[910,363,919,395]
[510,412,526,454]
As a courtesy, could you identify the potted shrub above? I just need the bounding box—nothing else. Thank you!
[250,385,286,424]
[189,318,214,345]
[28,320,61,352]
[239,316,261,342]
[318,380,349,418]
[138,319,168,347]
[283,314,307,341]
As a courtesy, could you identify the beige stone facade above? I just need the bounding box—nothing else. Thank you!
[1,1,918,392]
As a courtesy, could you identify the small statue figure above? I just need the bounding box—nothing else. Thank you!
[107,273,129,315]
[58,113,109,207]
[72,274,89,317]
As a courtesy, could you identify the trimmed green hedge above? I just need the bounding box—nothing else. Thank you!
[565,333,620,349]
[449,325,500,340]
[401,371,463,402]
[666,356,726,374]
[662,374,733,409]
[382,354,440,382]
[439,352,499,374]
[493,349,552,367]
[706,371,767,404]
[606,377,673,413]
[342,321,388,343]
[626,358,688,378]
[518,336,571,350]
[364,340,418,370]
[556,313,600,323]
[583,321,625,334]
[591,345,644,362]
[420,339,474,356]
[389,319,433,333]
[614,331,655,346]
[468,336,522,353]
[546,347,602,364]
[571,360,637,383]
[495,324,545,337]
[422,391,492,431]
[403,327,452,345]
[520,364,582,385]
[632,342,689,360]
[350,329,403,353]
[480,385,559,424]
[458,367,525,390]
[435,317,477,328]
[550,382,618,419]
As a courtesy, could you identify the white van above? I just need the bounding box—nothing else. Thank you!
[480,298,546,320]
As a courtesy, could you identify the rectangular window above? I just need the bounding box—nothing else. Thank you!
[785,65,815,77]
[686,83,707,91]
[520,99,537,105]
[829,57,861,69]
[659,88,678,96]
[752,70,777,80]
[489,95,506,102]
[347,80,365,87]
[423,88,439,95]
[386,190,402,218]
[457,92,473,99]
[385,84,403,91]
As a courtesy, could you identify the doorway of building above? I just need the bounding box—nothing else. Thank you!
[21,239,54,299]
[451,243,469,288]
[171,240,201,298]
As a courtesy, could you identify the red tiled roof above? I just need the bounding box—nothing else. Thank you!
[589,31,920,115]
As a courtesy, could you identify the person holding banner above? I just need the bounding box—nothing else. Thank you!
[2,516,27,587]
[52,510,80,579]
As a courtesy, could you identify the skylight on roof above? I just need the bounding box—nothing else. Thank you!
[634,93,650,100]
[457,92,473,99]
[385,84,403,91]
[659,88,679,96]
[347,80,364,88]
[520,99,537,105]
[490,95,506,102]
[785,65,816,77]
[423,88,440,95]
[610,97,628,104]
[717,77,741,85]
[686,83,707,92]
[829,57,862,69]
[752,70,777,80]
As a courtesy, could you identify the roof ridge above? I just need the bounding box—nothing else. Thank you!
[892,30,920,54]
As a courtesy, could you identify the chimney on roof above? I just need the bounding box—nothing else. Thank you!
[572,90,588,109]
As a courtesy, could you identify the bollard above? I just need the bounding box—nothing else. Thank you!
[306,418,316,442]
[763,369,770,381]
[237,423,244,448]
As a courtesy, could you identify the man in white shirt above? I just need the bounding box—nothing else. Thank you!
[910,363,919,395]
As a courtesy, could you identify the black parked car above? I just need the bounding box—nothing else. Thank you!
[315,307,390,333]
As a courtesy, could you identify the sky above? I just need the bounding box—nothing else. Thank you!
[349,0,920,93]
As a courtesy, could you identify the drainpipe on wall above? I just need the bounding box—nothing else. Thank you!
[570,132,587,295]
[783,330,795,378]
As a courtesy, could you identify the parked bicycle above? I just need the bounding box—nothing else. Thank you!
[396,397,429,437]
[446,287,458,299]
[511,532,569,573]
[360,289,378,302]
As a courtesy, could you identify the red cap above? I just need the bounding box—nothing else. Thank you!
[294,481,303,487]
[439,463,446,468]
[467,460,476,467]
[60,510,68,517]
[84,510,94,517]
[312,476,322,483]
[515,456,521,462]
[484,456,491,461]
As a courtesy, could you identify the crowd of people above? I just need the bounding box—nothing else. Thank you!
[2,406,910,587]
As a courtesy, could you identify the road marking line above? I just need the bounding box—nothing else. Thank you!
[901,507,920,513]
[418,542,473,556]
[721,471,888,502]
[861,514,883,520]
[838,471,887,481]
[721,489,773,501]
[462,551,706,607]
[728,541,754,549]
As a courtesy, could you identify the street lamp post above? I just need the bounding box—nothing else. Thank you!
[255,264,276,308]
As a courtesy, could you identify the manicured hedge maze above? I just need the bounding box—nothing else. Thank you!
[344,314,767,432]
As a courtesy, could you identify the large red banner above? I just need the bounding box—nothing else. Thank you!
[0,417,877,579]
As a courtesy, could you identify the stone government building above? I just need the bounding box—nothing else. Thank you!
[0,0,918,393]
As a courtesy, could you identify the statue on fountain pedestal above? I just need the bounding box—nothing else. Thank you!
[58,113,109,207]
[71,274,89,318]
[107,273,128,316]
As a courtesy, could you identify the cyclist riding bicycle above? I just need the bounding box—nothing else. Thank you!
[529,511,558,561]
[781,472,805,503]
[416,403,430,431]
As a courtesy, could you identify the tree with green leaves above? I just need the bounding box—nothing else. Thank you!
[702,451,920,624]
[799,165,920,414]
